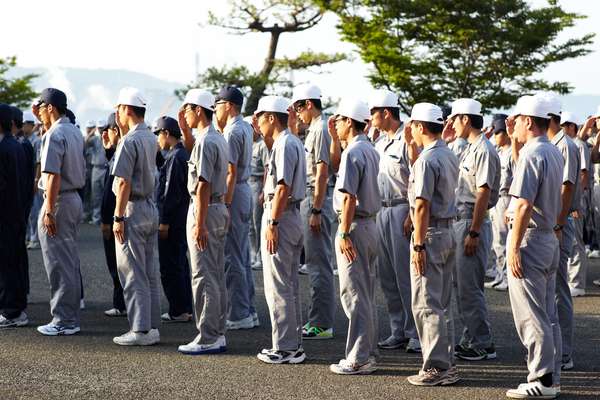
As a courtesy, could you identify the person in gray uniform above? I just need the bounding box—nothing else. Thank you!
[23,112,43,249]
[560,112,589,298]
[111,87,160,346]
[405,102,460,386]
[291,83,335,340]
[34,88,85,336]
[83,120,96,223]
[88,120,108,225]
[504,95,562,400]
[214,86,257,330]
[177,89,230,355]
[535,93,579,375]
[449,98,500,361]
[485,114,513,292]
[329,98,381,375]
[248,116,270,271]
[253,96,307,364]
[368,89,420,352]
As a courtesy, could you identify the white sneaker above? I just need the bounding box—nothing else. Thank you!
[298,264,310,275]
[178,335,227,355]
[0,312,29,329]
[570,288,585,297]
[113,330,159,346]
[257,347,306,364]
[333,269,338,276]
[161,312,192,323]
[226,315,255,330]
[406,338,422,353]
[104,308,127,317]
[37,323,80,336]
[329,358,377,375]
[594,279,600,287]
[27,241,40,249]
[589,250,600,259]
[484,280,500,289]
[506,381,557,399]
[494,281,509,291]
[251,261,263,271]
[252,312,260,327]
[80,299,86,310]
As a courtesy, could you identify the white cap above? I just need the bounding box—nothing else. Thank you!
[96,120,106,128]
[409,103,444,124]
[85,120,95,128]
[116,87,147,108]
[560,111,581,126]
[22,111,37,123]
[594,106,600,118]
[448,98,482,119]
[511,95,550,119]
[368,89,399,110]
[243,116,254,125]
[535,92,561,117]
[254,96,290,115]
[183,89,215,111]
[291,84,321,104]
[335,98,370,123]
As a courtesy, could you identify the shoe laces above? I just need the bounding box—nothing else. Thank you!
[423,368,443,378]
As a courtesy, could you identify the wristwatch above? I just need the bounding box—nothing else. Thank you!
[310,208,322,215]
[553,224,564,232]
[413,244,426,252]
[468,230,480,238]
[113,215,126,223]
[339,232,350,240]
[268,219,279,226]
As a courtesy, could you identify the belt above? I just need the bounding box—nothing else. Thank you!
[266,195,301,210]
[429,218,454,228]
[129,194,151,201]
[499,190,510,197]
[508,222,542,231]
[336,212,376,222]
[190,194,224,204]
[381,198,408,207]
[59,189,78,195]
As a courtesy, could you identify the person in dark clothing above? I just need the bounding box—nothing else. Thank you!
[0,103,29,328]
[154,116,193,322]
[100,113,126,317]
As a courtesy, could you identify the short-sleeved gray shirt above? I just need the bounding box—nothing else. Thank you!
[449,137,468,162]
[551,131,580,212]
[507,135,564,230]
[224,115,253,183]
[333,134,381,216]
[89,134,108,167]
[39,117,85,192]
[305,114,332,187]
[498,146,514,194]
[375,127,410,201]
[408,139,459,220]
[111,123,157,199]
[187,124,230,198]
[251,137,269,178]
[263,130,306,202]
[456,134,500,213]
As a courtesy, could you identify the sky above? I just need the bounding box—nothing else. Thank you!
[1,0,599,100]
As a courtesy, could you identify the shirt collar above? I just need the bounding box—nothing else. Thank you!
[309,114,323,130]
[551,130,565,145]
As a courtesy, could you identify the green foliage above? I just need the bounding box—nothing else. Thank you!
[316,0,594,113]
[0,56,38,109]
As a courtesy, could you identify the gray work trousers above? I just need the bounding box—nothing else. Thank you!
[336,218,379,365]
[454,218,494,349]
[187,201,229,344]
[507,228,560,384]
[376,204,417,340]
[115,199,160,332]
[91,165,106,224]
[556,217,574,360]
[301,187,335,328]
[225,182,254,321]
[411,226,456,371]
[567,213,588,290]
[248,177,264,266]
[261,203,304,351]
[39,191,83,327]
[491,196,510,284]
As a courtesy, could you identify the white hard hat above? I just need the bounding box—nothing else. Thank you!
[254,96,290,115]
[183,89,215,111]
[115,87,147,108]
[535,92,561,117]
[85,120,95,128]
[368,89,399,110]
[409,103,444,124]
[594,105,600,118]
[291,84,322,104]
[336,98,370,123]
[560,111,581,126]
[96,120,106,128]
[511,95,551,119]
[243,116,254,125]
[448,98,482,119]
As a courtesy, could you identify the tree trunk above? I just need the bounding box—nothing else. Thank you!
[246,30,281,114]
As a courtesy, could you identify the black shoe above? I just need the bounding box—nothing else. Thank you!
[456,344,497,361]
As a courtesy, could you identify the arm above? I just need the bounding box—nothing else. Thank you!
[464,186,491,256]
[411,198,430,276]
[178,107,195,153]
[557,183,574,227]
[42,173,61,237]
[309,162,328,233]
[581,169,589,191]
[225,163,236,205]
[112,177,131,244]
[507,198,533,279]
[328,116,341,172]
[265,183,290,255]
[338,192,357,263]
[192,180,211,251]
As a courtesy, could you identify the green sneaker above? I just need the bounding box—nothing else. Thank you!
[303,326,333,340]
